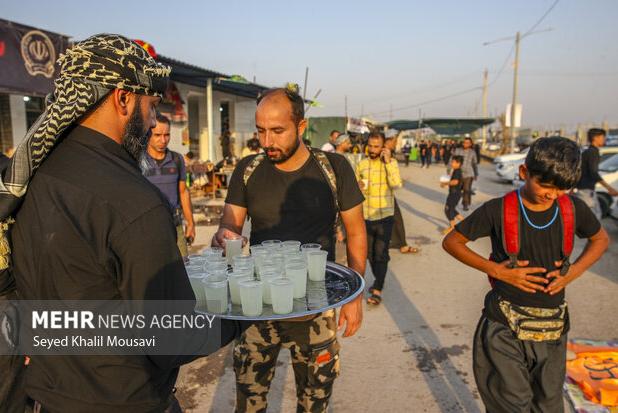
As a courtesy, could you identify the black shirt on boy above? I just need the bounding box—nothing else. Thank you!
[456,195,600,319]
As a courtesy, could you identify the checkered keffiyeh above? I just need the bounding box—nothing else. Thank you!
[0,34,171,269]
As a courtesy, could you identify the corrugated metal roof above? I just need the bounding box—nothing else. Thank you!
[157,55,269,99]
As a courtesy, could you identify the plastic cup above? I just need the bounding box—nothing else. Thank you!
[301,243,322,262]
[285,264,307,299]
[258,263,279,278]
[250,245,266,255]
[204,261,228,274]
[361,178,369,190]
[187,255,207,266]
[261,240,282,251]
[202,247,223,257]
[239,280,263,317]
[260,271,282,305]
[203,274,228,314]
[307,250,328,281]
[270,278,294,314]
[281,240,301,251]
[252,248,270,273]
[228,271,253,305]
[188,274,207,309]
[284,250,304,264]
[225,236,243,265]
[233,255,255,274]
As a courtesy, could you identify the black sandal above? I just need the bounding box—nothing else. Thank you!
[367,293,382,305]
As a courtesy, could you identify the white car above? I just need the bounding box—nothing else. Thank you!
[494,148,529,182]
[596,153,618,217]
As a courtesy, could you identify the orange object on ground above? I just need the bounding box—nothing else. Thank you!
[567,351,618,407]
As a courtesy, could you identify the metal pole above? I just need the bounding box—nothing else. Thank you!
[510,31,521,152]
[303,67,309,100]
[206,78,214,162]
[482,68,488,147]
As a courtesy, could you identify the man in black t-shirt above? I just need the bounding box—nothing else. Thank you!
[443,137,609,412]
[212,86,366,413]
[575,128,618,219]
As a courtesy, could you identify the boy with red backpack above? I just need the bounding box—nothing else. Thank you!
[443,137,609,412]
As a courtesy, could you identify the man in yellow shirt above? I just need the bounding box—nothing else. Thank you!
[356,132,402,305]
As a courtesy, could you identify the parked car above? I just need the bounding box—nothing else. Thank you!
[486,142,501,152]
[596,153,618,217]
[494,148,529,182]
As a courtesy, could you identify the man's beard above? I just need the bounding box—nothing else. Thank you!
[368,152,380,159]
[264,135,301,164]
[121,100,151,161]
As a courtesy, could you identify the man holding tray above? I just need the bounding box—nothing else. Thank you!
[213,84,367,413]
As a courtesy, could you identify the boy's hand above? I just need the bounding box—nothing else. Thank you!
[493,259,548,293]
[545,260,575,295]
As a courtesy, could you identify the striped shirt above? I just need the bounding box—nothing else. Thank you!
[356,157,402,221]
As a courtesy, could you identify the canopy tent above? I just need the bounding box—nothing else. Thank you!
[387,117,495,136]
[303,117,347,148]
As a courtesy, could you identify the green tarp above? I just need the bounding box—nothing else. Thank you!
[303,117,347,148]
[387,117,495,136]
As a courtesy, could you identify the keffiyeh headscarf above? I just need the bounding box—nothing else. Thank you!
[0,34,171,269]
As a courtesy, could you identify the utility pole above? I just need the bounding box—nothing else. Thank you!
[484,27,552,153]
[345,95,348,119]
[481,68,488,147]
[302,67,309,100]
[509,31,521,152]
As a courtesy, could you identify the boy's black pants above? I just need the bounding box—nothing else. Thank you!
[365,216,394,291]
[444,193,461,221]
[473,315,566,413]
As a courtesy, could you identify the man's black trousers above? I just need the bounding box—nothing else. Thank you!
[365,216,394,291]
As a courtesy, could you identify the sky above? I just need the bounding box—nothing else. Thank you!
[3,0,618,129]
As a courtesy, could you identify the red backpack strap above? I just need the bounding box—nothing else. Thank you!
[557,194,576,275]
[502,191,520,268]
[488,191,520,287]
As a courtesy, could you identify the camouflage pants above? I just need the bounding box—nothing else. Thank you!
[234,310,340,413]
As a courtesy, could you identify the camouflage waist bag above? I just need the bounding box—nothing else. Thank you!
[498,299,567,342]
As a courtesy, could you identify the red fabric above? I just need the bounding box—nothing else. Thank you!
[502,191,520,255]
[557,195,575,257]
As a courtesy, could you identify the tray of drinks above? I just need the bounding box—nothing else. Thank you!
[192,262,364,321]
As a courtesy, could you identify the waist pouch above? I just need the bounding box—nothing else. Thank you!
[498,298,567,342]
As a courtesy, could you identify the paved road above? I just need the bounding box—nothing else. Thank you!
[177,160,618,412]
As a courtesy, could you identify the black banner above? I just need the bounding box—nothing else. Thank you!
[0,19,70,96]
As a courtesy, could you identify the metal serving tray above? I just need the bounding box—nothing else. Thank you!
[196,262,364,321]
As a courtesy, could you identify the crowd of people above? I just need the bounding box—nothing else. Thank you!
[0,34,614,413]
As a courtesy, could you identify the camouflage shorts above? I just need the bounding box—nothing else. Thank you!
[233,310,340,413]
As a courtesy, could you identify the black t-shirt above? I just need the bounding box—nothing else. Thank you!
[449,169,463,195]
[225,151,364,260]
[12,126,239,411]
[455,195,600,308]
[577,146,602,190]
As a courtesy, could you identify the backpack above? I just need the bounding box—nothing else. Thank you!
[488,190,575,286]
[242,148,341,230]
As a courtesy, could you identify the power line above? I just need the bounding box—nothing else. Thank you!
[488,44,515,87]
[523,0,560,37]
[350,70,481,109]
[367,86,482,119]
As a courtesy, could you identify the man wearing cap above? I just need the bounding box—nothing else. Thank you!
[1,34,241,412]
